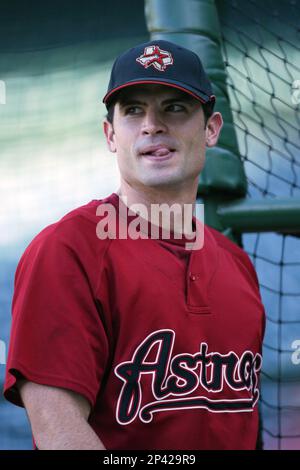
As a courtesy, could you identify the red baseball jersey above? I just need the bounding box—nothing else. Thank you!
[4,192,265,450]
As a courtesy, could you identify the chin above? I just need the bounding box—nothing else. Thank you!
[141,174,186,188]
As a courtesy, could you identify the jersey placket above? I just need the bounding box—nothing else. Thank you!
[185,228,218,315]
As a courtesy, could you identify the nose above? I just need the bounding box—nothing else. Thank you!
[141,108,167,136]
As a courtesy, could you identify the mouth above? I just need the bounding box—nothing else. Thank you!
[140,146,176,161]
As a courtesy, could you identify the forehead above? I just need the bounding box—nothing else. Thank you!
[116,84,198,104]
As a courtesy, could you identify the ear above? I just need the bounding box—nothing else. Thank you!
[103,119,117,153]
[205,112,223,147]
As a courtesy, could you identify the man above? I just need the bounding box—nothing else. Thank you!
[4,40,265,450]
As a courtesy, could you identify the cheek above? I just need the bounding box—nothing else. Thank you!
[114,129,137,172]
[183,128,206,160]
[114,123,137,154]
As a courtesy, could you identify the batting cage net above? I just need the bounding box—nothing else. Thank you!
[216,0,300,450]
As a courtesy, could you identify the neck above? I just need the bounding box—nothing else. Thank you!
[117,180,198,236]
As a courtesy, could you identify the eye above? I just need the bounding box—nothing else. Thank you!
[165,103,186,112]
[124,106,143,115]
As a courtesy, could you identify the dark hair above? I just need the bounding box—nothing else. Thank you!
[105,91,214,128]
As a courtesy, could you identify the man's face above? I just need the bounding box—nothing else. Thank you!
[104,84,221,192]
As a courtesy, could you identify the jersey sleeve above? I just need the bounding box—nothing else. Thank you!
[3,222,109,409]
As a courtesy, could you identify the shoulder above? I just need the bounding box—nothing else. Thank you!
[18,195,117,274]
[205,225,260,289]
[27,194,117,247]
[206,226,250,263]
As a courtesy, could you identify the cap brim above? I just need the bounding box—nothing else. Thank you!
[103,78,215,106]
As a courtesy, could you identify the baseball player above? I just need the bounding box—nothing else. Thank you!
[3,40,265,450]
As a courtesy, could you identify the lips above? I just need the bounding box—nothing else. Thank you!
[139,145,175,158]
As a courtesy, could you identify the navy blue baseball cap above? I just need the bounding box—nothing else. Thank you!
[103,40,215,108]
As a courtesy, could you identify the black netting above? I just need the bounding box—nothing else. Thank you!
[216,0,300,450]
